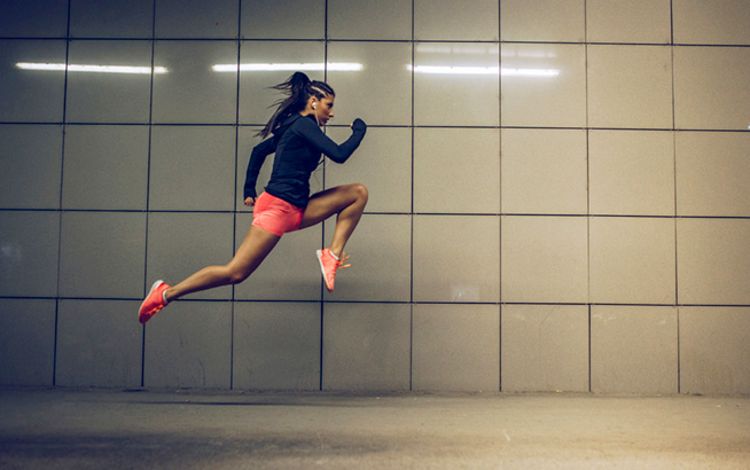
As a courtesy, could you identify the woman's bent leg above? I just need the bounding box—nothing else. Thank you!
[299,183,368,257]
[164,225,280,302]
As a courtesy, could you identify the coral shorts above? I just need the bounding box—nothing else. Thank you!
[251,192,304,237]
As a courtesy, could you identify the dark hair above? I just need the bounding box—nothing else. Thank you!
[258,72,335,138]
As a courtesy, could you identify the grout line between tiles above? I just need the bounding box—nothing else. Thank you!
[584,0,592,395]
[319,0,329,393]
[671,0,681,394]
[409,0,415,392]
[4,207,750,220]
[9,35,750,48]
[139,0,158,389]
[4,295,750,308]
[3,121,749,133]
[498,0,503,393]
[228,0,243,392]
[52,0,73,388]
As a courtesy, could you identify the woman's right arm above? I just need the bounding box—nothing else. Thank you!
[243,137,276,203]
[295,117,367,164]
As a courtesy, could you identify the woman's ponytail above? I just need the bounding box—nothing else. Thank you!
[258,72,335,138]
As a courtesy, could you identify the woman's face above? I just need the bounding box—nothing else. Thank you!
[312,94,335,125]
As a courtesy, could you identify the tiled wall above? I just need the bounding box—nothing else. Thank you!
[1,0,749,394]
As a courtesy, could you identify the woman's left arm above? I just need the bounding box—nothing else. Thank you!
[243,137,276,200]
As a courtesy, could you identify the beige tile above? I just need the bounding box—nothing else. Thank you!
[70,0,153,38]
[0,0,68,37]
[587,0,671,44]
[0,299,55,386]
[501,43,586,127]
[414,128,500,213]
[674,0,750,45]
[326,127,411,213]
[238,41,325,125]
[0,40,66,122]
[587,45,672,129]
[57,300,142,388]
[323,215,411,302]
[0,125,62,209]
[591,306,678,394]
[155,0,237,38]
[677,219,750,305]
[241,0,325,39]
[414,43,499,126]
[501,129,587,214]
[413,304,499,392]
[233,302,320,391]
[326,42,411,126]
[150,126,235,211]
[501,305,588,392]
[501,0,585,42]
[414,215,500,302]
[674,46,750,130]
[152,40,238,124]
[66,40,152,123]
[323,303,411,391]
[590,217,675,305]
[680,307,750,395]
[328,0,411,40]
[415,0,498,41]
[60,212,146,298]
[145,301,232,389]
[63,125,149,211]
[234,217,322,301]
[0,212,59,297]
[502,216,588,303]
[676,132,750,217]
[589,130,675,216]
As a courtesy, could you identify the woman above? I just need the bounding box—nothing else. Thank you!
[138,72,368,324]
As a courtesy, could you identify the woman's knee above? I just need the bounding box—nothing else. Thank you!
[351,183,368,204]
[226,265,250,284]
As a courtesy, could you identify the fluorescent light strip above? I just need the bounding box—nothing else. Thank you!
[502,68,559,77]
[16,62,167,74]
[408,65,558,77]
[212,62,363,72]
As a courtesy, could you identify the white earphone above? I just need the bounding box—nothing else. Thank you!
[311,100,320,126]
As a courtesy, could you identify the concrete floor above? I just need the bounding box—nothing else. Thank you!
[0,388,748,469]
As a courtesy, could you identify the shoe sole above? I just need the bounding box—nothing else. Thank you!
[315,249,334,293]
[138,279,165,322]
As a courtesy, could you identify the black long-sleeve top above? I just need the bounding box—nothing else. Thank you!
[243,114,367,208]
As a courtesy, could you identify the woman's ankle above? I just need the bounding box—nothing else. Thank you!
[328,247,342,259]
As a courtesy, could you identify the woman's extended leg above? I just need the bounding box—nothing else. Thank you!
[299,182,368,257]
[163,225,281,302]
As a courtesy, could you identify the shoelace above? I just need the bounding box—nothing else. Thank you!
[337,252,352,270]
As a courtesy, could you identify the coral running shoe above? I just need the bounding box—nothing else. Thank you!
[316,248,349,293]
[138,280,170,324]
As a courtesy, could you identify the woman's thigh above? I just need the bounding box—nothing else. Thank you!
[227,224,281,278]
[298,184,360,230]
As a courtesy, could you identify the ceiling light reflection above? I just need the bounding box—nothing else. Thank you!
[16,62,167,74]
[416,45,498,55]
[212,62,363,72]
[408,65,559,77]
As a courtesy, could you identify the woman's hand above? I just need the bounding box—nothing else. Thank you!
[244,197,255,206]
[351,118,367,132]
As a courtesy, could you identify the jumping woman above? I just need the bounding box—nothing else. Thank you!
[138,71,368,324]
